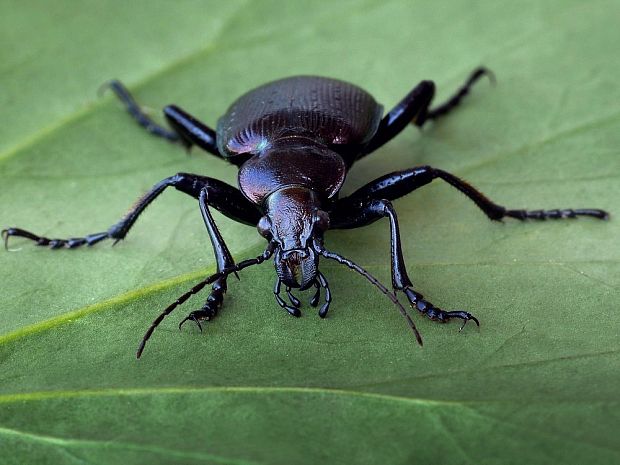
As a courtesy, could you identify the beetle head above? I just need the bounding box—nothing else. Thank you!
[258,186,329,289]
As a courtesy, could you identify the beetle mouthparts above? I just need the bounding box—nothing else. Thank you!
[276,247,317,290]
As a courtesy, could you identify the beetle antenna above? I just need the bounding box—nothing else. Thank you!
[137,244,275,358]
[313,240,422,346]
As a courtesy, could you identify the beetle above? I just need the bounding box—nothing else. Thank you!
[2,68,609,358]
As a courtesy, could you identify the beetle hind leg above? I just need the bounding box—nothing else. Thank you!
[102,80,182,143]
[362,67,493,156]
[103,80,224,159]
[417,67,495,126]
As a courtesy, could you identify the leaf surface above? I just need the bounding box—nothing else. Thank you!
[1,1,619,464]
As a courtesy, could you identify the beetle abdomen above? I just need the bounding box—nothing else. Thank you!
[217,76,383,157]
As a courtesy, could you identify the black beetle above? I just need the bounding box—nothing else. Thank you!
[2,68,608,357]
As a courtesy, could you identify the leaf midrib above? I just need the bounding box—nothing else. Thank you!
[2,385,618,458]
[0,385,453,406]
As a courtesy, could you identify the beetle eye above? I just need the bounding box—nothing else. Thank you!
[257,216,272,239]
[313,210,330,232]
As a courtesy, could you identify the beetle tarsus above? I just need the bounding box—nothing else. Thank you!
[178,307,218,332]
[1,227,111,249]
[178,313,202,332]
[423,66,495,122]
[403,288,479,329]
[504,208,609,221]
[471,66,496,86]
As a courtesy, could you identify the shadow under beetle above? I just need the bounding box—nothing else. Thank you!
[2,67,609,358]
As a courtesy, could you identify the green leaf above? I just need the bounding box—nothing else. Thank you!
[1,1,619,464]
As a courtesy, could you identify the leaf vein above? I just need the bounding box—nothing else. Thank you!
[0,425,259,465]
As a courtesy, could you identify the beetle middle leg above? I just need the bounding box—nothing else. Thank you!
[329,165,608,325]
[3,175,262,330]
[362,67,493,155]
[179,187,256,331]
[339,165,609,222]
[3,173,261,250]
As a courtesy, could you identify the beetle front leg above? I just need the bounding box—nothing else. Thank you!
[179,188,235,332]
[329,198,479,328]
[178,187,262,332]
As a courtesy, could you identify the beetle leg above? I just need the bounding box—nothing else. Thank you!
[178,188,236,332]
[274,278,301,317]
[179,311,205,332]
[403,288,479,330]
[103,80,223,159]
[3,173,261,251]
[329,197,480,328]
[102,80,181,143]
[178,282,231,331]
[138,245,274,358]
[163,105,221,158]
[333,166,609,222]
[329,164,607,326]
[418,67,495,125]
[362,67,493,156]
[362,80,435,155]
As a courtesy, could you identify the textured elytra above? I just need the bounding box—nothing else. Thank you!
[217,76,383,157]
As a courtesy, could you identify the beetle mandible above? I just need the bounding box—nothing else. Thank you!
[2,68,609,357]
